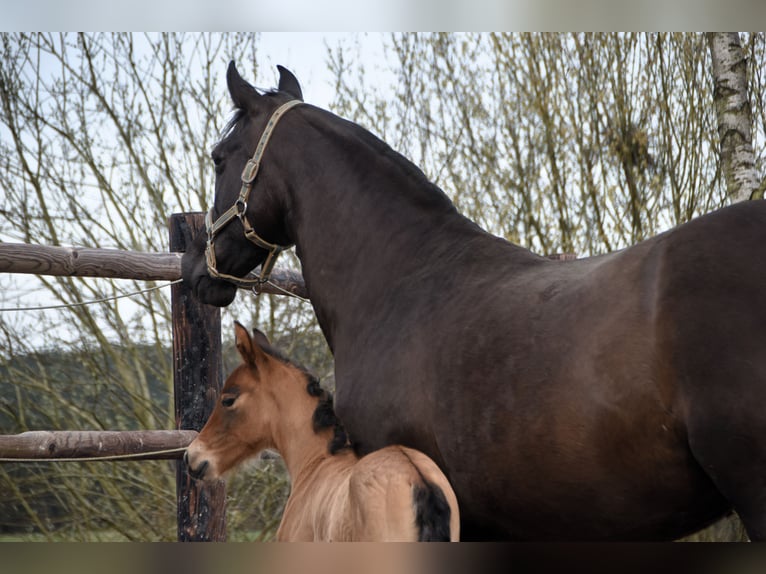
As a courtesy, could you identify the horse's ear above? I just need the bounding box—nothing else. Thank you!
[276,65,303,101]
[234,321,260,365]
[250,328,271,353]
[227,60,259,110]
[234,322,274,367]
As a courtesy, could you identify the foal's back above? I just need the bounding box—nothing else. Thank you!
[349,445,459,541]
[280,444,460,541]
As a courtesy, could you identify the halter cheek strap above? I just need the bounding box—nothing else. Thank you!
[205,99,302,287]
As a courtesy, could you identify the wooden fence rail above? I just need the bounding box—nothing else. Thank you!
[0,239,308,299]
[0,430,198,461]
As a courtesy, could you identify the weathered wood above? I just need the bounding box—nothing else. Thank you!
[0,239,309,299]
[0,430,198,460]
[0,243,182,281]
[170,213,227,542]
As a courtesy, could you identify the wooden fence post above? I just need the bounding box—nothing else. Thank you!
[169,212,226,542]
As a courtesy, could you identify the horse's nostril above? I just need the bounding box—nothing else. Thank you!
[183,451,189,466]
[188,459,209,480]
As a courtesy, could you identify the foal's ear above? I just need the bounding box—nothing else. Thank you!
[227,60,259,110]
[234,321,259,365]
[234,321,253,363]
[276,65,303,101]
[250,327,272,351]
[234,322,271,366]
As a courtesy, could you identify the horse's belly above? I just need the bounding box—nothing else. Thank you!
[332,262,740,541]
[440,424,730,540]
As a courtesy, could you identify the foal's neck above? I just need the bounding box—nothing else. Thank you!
[270,390,344,487]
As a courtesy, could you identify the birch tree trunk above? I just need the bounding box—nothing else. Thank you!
[707,32,763,202]
[705,32,760,542]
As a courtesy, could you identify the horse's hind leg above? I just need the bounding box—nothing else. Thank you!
[687,431,766,540]
[684,370,766,541]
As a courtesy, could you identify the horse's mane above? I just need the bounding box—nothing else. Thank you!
[311,110,458,212]
[347,120,452,201]
[259,341,351,456]
[220,97,458,216]
[220,108,246,142]
[218,90,284,143]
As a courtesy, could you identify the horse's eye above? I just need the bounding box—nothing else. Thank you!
[221,395,236,408]
[212,153,225,174]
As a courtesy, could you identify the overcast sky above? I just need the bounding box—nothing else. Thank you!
[255,33,386,109]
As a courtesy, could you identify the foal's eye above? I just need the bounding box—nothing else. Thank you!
[221,396,236,408]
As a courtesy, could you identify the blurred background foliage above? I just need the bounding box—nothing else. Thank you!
[0,32,763,540]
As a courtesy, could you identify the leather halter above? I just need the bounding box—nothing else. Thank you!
[205,99,302,287]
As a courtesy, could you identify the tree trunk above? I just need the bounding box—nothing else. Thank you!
[707,32,762,202]
[703,32,759,543]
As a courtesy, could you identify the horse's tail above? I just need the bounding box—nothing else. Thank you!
[413,479,454,541]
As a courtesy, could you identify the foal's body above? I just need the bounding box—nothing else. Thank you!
[279,442,454,541]
[185,323,459,542]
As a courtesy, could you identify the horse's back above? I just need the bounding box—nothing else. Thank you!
[349,445,459,541]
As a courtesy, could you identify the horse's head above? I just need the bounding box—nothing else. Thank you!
[181,61,304,307]
[185,322,299,481]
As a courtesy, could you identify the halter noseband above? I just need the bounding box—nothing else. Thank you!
[205,99,302,287]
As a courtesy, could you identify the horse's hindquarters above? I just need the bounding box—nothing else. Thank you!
[657,206,766,541]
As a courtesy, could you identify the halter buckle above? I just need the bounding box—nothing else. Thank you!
[241,159,259,184]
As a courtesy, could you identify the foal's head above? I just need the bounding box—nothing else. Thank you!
[185,322,347,481]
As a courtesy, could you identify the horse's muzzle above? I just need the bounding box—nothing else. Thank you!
[193,274,238,307]
[181,250,238,307]
[184,450,209,481]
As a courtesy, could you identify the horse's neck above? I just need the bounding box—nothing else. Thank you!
[270,394,335,486]
[287,130,488,346]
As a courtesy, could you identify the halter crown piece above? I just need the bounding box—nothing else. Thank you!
[205,99,302,288]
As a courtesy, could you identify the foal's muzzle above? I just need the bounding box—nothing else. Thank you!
[184,451,209,481]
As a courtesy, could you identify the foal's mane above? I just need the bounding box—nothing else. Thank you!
[259,341,351,456]
[305,373,352,455]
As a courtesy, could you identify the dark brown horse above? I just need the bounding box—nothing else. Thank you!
[181,62,766,540]
[185,322,459,541]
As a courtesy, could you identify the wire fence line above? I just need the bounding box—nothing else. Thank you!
[0,279,183,312]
